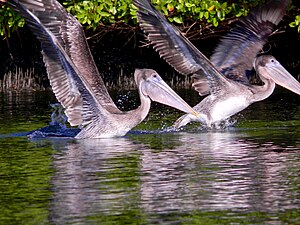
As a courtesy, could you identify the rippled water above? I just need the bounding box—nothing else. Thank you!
[0,90,300,224]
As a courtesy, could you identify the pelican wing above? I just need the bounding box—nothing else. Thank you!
[133,0,230,96]
[15,0,120,113]
[8,0,111,127]
[211,0,289,82]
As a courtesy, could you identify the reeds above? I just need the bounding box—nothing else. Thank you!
[105,67,192,90]
[106,75,191,90]
[0,67,46,92]
[0,66,192,92]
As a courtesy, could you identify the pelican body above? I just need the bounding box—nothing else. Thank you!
[7,0,199,138]
[174,55,299,128]
[133,0,300,129]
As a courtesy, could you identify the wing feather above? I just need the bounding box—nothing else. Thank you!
[8,0,110,126]
[14,0,120,113]
[211,0,289,82]
[133,0,229,96]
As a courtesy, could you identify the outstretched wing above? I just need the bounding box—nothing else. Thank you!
[211,0,289,82]
[13,0,120,113]
[7,0,111,126]
[133,0,230,96]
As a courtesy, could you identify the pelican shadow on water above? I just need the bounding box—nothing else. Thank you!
[133,0,300,129]
[7,0,199,138]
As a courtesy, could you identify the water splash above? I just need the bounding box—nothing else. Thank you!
[49,103,68,127]
[28,103,80,138]
[115,92,138,110]
[212,117,238,129]
[166,117,238,133]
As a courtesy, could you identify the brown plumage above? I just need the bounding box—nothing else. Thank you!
[134,0,300,129]
[7,0,199,138]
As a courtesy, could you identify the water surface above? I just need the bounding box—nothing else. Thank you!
[0,90,300,224]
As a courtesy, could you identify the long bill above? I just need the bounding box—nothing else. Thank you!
[142,77,200,117]
[262,63,300,95]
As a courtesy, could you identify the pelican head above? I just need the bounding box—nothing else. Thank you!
[134,68,199,116]
[255,55,300,95]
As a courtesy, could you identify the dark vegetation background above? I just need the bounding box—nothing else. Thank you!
[0,0,299,90]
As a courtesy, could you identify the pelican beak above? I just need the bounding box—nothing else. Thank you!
[261,63,300,95]
[143,75,199,117]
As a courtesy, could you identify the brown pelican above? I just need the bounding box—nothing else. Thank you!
[7,0,199,138]
[133,0,300,129]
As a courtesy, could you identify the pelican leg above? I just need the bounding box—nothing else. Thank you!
[172,114,192,129]
[172,113,207,129]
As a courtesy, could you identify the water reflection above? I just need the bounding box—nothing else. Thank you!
[1,90,299,223]
[31,129,300,224]
[46,138,144,224]
[137,131,299,215]
[0,91,56,134]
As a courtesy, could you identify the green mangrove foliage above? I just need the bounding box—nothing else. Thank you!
[0,0,299,38]
[149,0,263,26]
[0,5,24,38]
[63,0,137,30]
[62,0,262,29]
[289,14,300,32]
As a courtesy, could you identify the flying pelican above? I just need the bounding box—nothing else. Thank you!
[133,0,300,129]
[7,0,199,138]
